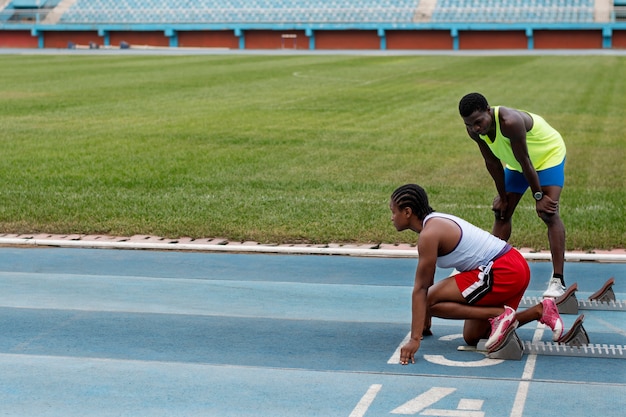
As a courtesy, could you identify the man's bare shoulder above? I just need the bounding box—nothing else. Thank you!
[497,106,524,123]
[498,106,529,136]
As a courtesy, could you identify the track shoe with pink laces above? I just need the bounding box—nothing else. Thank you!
[540,298,564,341]
[485,306,518,352]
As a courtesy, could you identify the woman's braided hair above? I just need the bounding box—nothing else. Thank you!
[391,184,434,220]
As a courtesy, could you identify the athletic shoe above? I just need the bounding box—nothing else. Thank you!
[539,298,564,341]
[485,306,518,351]
[543,277,566,298]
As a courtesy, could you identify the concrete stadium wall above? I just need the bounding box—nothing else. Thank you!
[385,30,453,49]
[42,30,100,48]
[177,30,243,49]
[0,29,38,48]
[108,31,170,48]
[458,31,528,49]
[1,24,626,50]
[533,30,603,48]
[609,28,626,47]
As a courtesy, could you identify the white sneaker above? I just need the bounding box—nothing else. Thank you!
[543,277,566,298]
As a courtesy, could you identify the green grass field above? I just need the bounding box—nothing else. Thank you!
[0,54,624,250]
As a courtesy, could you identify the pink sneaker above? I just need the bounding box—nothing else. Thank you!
[485,306,518,352]
[539,298,564,341]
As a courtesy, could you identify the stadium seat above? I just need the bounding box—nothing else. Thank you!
[431,0,595,23]
[58,0,419,24]
[53,0,598,25]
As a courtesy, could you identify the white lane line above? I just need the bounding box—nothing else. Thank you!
[388,331,412,364]
[349,384,382,417]
[510,324,545,417]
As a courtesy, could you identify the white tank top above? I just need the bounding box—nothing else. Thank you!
[423,212,510,271]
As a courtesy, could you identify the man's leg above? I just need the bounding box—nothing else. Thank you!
[492,192,524,241]
[541,185,566,297]
[541,185,565,277]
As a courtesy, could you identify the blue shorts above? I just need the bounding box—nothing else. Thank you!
[504,158,565,194]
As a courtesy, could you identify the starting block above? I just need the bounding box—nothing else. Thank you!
[556,283,579,314]
[588,277,616,303]
[460,314,626,359]
[520,277,624,312]
[472,329,524,361]
[556,314,589,347]
[467,314,591,360]
[487,330,524,360]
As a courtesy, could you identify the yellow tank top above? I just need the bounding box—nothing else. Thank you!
[479,106,566,172]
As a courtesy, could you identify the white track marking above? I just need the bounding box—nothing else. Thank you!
[388,331,412,363]
[510,324,545,417]
[391,387,456,414]
[349,384,382,417]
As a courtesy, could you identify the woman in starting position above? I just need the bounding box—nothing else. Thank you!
[390,183,563,365]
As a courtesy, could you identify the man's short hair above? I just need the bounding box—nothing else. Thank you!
[459,92,489,117]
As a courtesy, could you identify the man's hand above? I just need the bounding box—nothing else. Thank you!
[400,338,421,365]
[536,194,559,216]
[492,195,509,220]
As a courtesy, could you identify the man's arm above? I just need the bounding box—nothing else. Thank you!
[465,129,509,219]
[474,137,507,200]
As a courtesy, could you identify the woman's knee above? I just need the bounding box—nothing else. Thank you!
[427,277,459,304]
[463,333,482,346]
[463,320,490,346]
[426,289,450,317]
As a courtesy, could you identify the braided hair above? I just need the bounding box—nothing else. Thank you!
[391,184,434,220]
[459,92,489,117]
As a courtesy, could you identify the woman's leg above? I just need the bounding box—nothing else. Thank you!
[428,276,503,319]
[463,319,492,346]
[428,276,505,345]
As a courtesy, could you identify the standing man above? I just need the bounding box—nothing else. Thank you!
[458,92,567,298]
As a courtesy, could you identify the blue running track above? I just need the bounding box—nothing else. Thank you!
[0,247,624,416]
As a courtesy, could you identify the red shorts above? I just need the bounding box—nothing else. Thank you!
[454,248,530,309]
